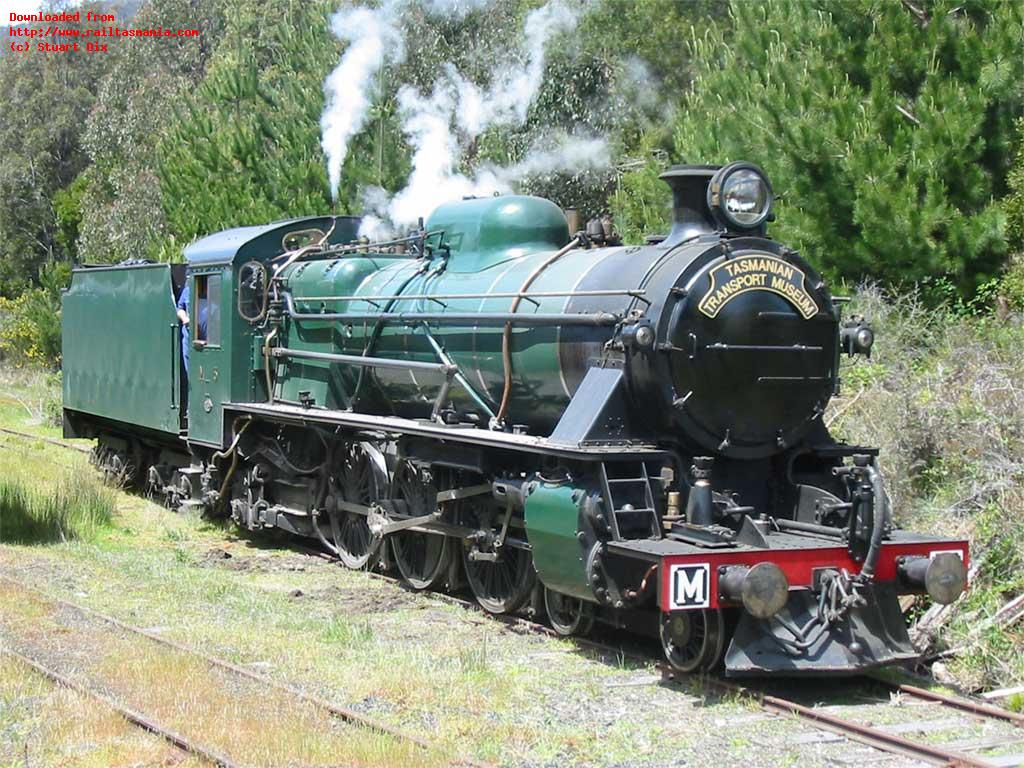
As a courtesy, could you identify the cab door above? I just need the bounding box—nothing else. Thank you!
[187,268,230,446]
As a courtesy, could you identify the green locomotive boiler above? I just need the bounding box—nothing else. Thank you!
[62,162,968,675]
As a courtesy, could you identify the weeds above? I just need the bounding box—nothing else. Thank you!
[0,473,113,544]
[319,615,374,647]
[831,285,1024,689]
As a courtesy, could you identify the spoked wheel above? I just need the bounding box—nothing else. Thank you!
[390,463,451,590]
[330,442,387,570]
[463,542,535,614]
[543,587,595,636]
[659,608,726,673]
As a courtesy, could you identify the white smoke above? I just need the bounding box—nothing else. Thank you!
[320,4,404,201]
[452,0,578,136]
[322,0,611,233]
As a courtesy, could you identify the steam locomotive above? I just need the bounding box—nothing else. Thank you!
[62,162,968,675]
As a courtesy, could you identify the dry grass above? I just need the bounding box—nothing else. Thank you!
[0,361,887,767]
[0,654,206,767]
[0,586,444,768]
[829,286,1024,689]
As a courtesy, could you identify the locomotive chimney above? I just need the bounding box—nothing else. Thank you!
[659,164,719,246]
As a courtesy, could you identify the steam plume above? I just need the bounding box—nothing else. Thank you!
[321,0,611,231]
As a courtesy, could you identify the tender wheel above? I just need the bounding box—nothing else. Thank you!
[660,609,726,673]
[543,587,595,636]
[389,463,451,590]
[330,442,387,569]
[463,543,535,615]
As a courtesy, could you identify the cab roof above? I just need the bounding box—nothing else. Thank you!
[184,216,362,267]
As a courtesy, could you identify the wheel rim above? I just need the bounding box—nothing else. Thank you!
[390,464,451,590]
[660,609,726,673]
[544,587,594,636]
[463,544,535,614]
[331,443,385,570]
[392,532,450,590]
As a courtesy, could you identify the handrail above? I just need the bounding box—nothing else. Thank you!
[272,346,457,375]
[292,288,646,303]
[282,293,620,327]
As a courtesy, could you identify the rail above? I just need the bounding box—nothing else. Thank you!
[0,575,493,768]
[2,646,241,768]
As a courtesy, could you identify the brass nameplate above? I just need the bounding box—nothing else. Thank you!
[698,255,818,319]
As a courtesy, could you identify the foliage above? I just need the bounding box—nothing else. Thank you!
[829,286,1024,687]
[0,2,109,293]
[0,263,69,367]
[0,473,114,544]
[79,0,225,264]
[648,0,1024,294]
[156,0,346,242]
[1006,117,1024,255]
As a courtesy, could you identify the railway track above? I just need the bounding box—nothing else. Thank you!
[4,426,1023,767]
[0,575,493,768]
[2,646,239,768]
[0,426,92,454]
[291,541,1024,767]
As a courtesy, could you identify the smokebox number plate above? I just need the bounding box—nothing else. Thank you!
[698,255,818,319]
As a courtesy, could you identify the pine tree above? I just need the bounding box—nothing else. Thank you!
[624,0,1024,294]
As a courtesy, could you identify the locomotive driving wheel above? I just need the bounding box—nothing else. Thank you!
[463,531,535,615]
[659,609,726,673]
[330,442,387,570]
[543,587,595,636]
[390,462,452,590]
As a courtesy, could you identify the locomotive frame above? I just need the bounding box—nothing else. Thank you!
[62,163,969,676]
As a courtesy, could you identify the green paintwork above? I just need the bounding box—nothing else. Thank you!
[183,216,362,447]
[62,264,181,436]
[276,196,617,431]
[523,482,592,601]
[429,195,569,272]
[186,264,236,445]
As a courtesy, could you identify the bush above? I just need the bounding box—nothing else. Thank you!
[0,262,69,368]
[0,473,114,544]
[829,285,1024,688]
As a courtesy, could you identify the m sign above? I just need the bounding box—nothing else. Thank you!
[668,563,711,610]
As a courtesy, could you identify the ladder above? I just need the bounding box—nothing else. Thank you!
[599,462,662,540]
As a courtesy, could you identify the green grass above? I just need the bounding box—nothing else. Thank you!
[0,474,114,544]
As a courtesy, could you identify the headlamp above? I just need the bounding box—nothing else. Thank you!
[708,162,773,230]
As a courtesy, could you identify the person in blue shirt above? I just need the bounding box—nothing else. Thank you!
[176,282,192,377]
[176,282,209,378]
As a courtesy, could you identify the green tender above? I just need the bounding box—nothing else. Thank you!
[62,264,181,436]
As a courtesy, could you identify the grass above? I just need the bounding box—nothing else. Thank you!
[0,657,207,768]
[9,345,1015,762]
[0,473,114,544]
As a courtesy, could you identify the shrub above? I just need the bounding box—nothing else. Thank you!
[0,473,114,544]
[0,262,69,368]
[829,285,1024,688]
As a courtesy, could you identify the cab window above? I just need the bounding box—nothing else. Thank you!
[238,261,267,322]
[194,273,222,347]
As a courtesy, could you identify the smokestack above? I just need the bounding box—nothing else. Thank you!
[659,165,719,246]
